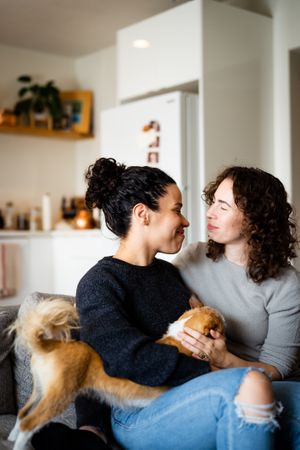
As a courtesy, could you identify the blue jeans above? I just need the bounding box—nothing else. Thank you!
[111,368,300,450]
[272,380,300,449]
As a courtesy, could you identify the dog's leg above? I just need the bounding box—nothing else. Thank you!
[13,429,34,450]
[18,385,40,420]
[14,392,73,450]
[9,388,40,443]
[19,391,74,437]
[8,417,21,442]
[9,382,40,443]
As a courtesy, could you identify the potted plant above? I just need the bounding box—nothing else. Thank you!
[14,75,63,129]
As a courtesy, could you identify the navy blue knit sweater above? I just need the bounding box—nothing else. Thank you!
[75,256,209,430]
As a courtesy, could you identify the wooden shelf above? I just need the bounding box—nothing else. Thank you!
[0,125,94,140]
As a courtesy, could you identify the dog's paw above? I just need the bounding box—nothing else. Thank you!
[7,418,20,442]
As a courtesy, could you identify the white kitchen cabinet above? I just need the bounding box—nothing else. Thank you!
[28,235,54,294]
[0,230,119,304]
[117,0,201,101]
[52,231,119,295]
[0,236,31,306]
[0,233,53,305]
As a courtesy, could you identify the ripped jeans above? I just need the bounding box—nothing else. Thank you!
[111,368,297,450]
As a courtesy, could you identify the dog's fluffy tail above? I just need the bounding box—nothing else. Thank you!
[10,299,79,353]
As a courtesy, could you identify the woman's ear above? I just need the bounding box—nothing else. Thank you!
[132,203,150,226]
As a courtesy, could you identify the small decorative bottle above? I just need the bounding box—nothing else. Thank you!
[4,202,14,230]
[29,207,41,231]
[42,193,52,231]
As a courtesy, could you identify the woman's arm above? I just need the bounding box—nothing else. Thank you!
[180,328,282,380]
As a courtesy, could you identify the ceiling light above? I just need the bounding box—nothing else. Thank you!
[132,39,150,49]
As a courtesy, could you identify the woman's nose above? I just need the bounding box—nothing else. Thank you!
[182,215,190,228]
[207,204,216,218]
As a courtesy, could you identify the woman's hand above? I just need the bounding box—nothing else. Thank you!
[179,327,230,369]
[180,328,282,380]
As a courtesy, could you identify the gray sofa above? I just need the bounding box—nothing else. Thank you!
[0,292,76,450]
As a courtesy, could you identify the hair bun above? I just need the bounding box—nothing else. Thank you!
[85,157,126,210]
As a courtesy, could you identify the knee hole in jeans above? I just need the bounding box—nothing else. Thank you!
[234,370,279,425]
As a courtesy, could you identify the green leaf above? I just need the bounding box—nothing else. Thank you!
[30,84,39,94]
[14,98,32,115]
[17,75,32,83]
[33,98,45,113]
[18,87,29,97]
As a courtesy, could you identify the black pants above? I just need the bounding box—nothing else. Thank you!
[31,423,111,450]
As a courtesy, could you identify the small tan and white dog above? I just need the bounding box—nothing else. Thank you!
[8,296,224,450]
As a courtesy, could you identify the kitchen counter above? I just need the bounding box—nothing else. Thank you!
[0,229,101,238]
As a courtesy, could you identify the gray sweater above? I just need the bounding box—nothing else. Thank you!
[174,242,300,378]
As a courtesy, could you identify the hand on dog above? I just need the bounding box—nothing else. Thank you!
[179,327,228,368]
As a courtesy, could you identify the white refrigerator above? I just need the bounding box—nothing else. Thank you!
[100,91,201,252]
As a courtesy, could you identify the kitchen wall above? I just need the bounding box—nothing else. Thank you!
[202,0,273,183]
[271,0,300,269]
[290,50,300,237]
[0,44,116,224]
[273,0,300,195]
[74,46,117,195]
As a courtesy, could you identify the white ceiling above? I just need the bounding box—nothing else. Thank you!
[0,0,190,57]
[0,0,273,58]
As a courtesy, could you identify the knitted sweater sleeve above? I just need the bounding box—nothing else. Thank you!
[76,266,209,388]
[261,270,300,378]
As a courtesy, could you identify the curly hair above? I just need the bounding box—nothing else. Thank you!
[85,157,175,238]
[203,166,298,283]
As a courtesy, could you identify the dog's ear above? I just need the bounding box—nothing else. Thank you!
[189,294,204,309]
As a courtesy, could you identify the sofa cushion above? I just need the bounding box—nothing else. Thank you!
[14,292,76,427]
[0,305,18,415]
[0,414,16,441]
[0,439,14,450]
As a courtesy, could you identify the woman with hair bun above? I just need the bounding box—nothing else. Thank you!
[32,159,286,450]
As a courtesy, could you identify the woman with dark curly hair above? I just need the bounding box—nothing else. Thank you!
[175,166,300,380]
[204,166,297,283]
[174,166,300,447]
